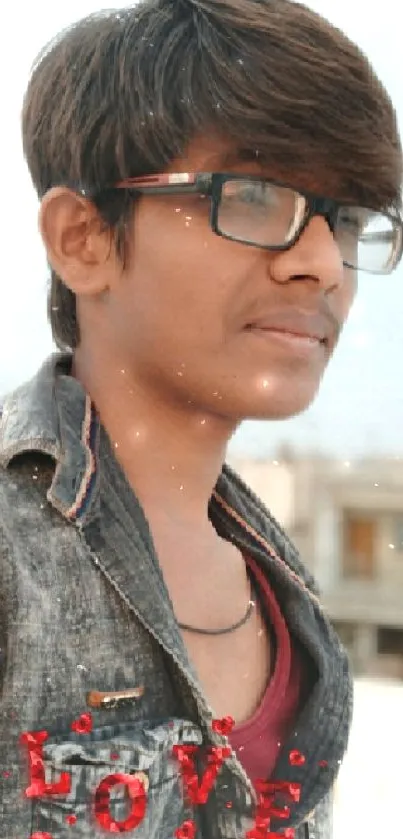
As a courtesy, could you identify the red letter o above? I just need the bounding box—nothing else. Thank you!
[94,772,147,833]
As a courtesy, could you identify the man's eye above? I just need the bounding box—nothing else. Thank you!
[239,190,261,204]
[338,209,367,232]
[238,184,277,206]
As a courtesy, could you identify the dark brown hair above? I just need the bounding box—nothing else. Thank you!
[22,0,402,351]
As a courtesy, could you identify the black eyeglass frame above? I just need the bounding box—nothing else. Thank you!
[98,172,403,275]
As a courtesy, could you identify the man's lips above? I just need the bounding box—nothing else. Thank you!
[244,309,340,349]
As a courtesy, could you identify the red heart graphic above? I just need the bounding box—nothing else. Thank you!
[71,712,93,734]
[65,814,77,825]
[289,749,306,766]
[175,820,196,839]
[211,716,235,737]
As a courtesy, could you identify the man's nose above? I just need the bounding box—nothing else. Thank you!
[269,215,346,292]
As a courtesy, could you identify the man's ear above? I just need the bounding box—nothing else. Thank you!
[39,187,116,297]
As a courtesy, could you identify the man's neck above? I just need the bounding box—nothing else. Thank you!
[72,348,238,531]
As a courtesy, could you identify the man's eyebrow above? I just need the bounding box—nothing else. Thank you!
[202,150,352,200]
[205,148,264,170]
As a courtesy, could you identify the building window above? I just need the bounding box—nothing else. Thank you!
[342,513,377,579]
[377,626,403,656]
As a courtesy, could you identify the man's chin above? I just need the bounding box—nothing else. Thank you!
[194,377,323,424]
[245,405,311,422]
[242,384,322,422]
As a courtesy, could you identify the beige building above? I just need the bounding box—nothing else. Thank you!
[230,450,403,677]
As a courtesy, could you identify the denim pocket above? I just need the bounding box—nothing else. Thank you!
[30,717,203,838]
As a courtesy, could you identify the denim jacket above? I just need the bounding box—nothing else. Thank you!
[0,354,353,839]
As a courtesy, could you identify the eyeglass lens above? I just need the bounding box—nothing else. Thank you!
[217,178,399,273]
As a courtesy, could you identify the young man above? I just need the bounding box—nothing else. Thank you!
[0,0,402,837]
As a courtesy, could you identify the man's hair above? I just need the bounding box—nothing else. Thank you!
[22,0,402,351]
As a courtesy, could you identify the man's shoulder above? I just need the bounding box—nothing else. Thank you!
[0,355,76,530]
[0,450,56,535]
[0,353,73,470]
[0,457,33,560]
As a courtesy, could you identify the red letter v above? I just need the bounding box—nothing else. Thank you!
[172,744,231,805]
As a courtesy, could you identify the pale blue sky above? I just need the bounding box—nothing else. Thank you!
[1,0,402,458]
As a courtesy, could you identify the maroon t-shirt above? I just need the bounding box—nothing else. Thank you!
[229,554,304,783]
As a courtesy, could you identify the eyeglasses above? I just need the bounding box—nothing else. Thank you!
[113,172,403,275]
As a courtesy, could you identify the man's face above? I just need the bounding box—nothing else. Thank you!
[92,135,357,421]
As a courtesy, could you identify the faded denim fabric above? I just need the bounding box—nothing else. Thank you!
[0,354,353,839]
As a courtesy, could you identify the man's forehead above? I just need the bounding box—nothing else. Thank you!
[167,134,346,198]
